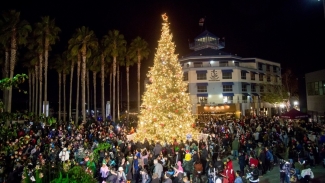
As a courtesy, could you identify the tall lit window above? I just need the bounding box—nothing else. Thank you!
[251,84,256,92]
[260,85,264,92]
[198,97,207,103]
[223,96,233,103]
[242,95,248,103]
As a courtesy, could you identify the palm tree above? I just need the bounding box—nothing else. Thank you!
[67,52,76,120]
[33,22,45,116]
[68,34,81,124]
[25,48,38,114]
[89,53,101,119]
[120,47,137,121]
[129,36,149,113]
[117,49,126,120]
[1,10,31,113]
[41,17,60,108]
[0,20,11,111]
[103,30,126,121]
[69,26,98,122]
[99,38,110,121]
[62,52,69,122]
[53,55,63,121]
[22,59,34,113]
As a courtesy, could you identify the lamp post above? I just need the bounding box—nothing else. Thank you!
[293,101,299,110]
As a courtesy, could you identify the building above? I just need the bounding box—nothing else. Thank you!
[179,30,281,117]
[305,69,325,122]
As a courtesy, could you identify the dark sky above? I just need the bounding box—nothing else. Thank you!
[2,0,325,110]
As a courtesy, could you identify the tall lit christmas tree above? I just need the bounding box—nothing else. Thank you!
[134,13,198,142]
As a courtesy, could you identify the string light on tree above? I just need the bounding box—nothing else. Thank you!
[134,13,198,142]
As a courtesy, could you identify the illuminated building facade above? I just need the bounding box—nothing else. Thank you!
[179,30,281,117]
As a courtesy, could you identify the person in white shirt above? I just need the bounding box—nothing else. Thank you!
[59,148,70,162]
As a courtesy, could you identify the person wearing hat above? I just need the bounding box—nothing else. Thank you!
[100,159,109,182]
[248,163,259,183]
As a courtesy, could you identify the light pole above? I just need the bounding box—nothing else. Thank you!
[318,0,325,20]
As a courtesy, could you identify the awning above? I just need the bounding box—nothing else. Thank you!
[222,93,234,96]
[259,72,265,75]
[242,93,250,96]
[196,70,207,74]
[251,83,257,86]
[241,70,249,73]
[222,82,234,85]
[252,93,259,96]
[221,69,233,73]
[197,93,208,97]
[242,82,250,85]
[196,83,208,86]
[250,71,257,74]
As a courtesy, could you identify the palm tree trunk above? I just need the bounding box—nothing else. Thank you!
[32,72,35,114]
[112,57,116,121]
[8,28,17,114]
[3,48,9,111]
[69,62,74,120]
[117,64,120,120]
[58,72,61,122]
[87,70,90,118]
[63,72,66,123]
[126,66,130,121]
[93,71,97,119]
[109,69,112,119]
[81,46,87,122]
[75,53,81,125]
[39,54,43,116]
[35,65,39,116]
[101,54,105,121]
[137,56,141,113]
[28,69,31,112]
[44,37,49,109]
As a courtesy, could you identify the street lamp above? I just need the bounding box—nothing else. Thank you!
[317,0,325,20]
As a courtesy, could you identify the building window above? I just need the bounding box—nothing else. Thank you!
[197,73,206,80]
[266,65,271,71]
[251,84,256,92]
[258,63,263,70]
[242,95,248,103]
[194,62,202,68]
[260,85,264,92]
[198,97,207,104]
[222,72,232,79]
[197,85,207,92]
[314,81,319,95]
[223,85,233,92]
[259,74,263,81]
[267,85,272,92]
[242,84,247,92]
[219,61,228,67]
[235,62,239,66]
[250,72,255,80]
[241,71,246,79]
[273,66,277,73]
[183,72,188,81]
[223,96,233,103]
[267,75,271,82]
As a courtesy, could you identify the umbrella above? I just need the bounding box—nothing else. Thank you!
[281,108,309,119]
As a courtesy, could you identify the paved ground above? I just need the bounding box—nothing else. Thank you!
[230,158,325,183]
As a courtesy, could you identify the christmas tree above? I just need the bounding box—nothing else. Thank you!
[134,13,198,142]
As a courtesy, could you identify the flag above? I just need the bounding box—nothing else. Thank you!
[199,18,205,26]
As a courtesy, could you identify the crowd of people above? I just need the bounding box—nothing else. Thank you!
[0,115,324,183]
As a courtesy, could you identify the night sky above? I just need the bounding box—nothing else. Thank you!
[2,0,325,111]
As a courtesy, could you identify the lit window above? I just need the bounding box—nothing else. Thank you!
[197,73,206,80]
[222,72,232,79]
[223,85,233,92]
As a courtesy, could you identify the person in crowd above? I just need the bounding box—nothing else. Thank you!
[234,170,243,183]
